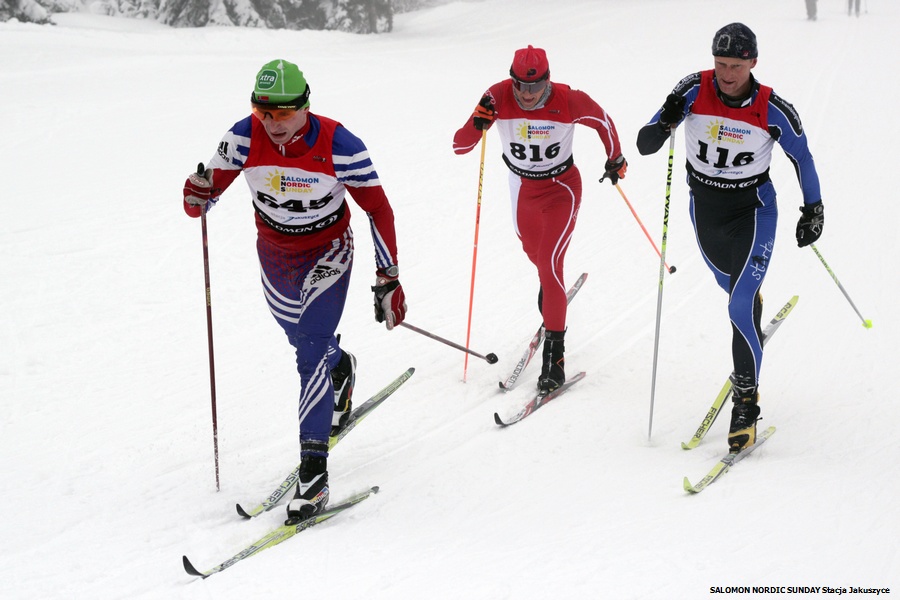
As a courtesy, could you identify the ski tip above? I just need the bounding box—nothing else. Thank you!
[682,477,698,494]
[493,413,508,427]
[182,555,206,578]
[371,485,380,494]
[235,503,252,519]
[680,442,693,450]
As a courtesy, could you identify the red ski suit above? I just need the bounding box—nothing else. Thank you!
[454,80,622,330]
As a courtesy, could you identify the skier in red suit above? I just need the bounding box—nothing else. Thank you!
[453,45,626,393]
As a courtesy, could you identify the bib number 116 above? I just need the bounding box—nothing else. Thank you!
[696,141,754,168]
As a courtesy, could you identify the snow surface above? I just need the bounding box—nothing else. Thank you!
[1,1,897,598]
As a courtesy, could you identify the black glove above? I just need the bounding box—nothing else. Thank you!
[372,268,407,330]
[600,155,627,185]
[796,200,824,247]
[472,95,496,131]
[659,93,686,129]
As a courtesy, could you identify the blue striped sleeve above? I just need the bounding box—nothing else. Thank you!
[767,92,821,204]
[332,126,381,188]
[208,116,252,171]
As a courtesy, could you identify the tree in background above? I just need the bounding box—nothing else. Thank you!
[327,0,391,33]
[0,0,450,31]
[284,0,327,30]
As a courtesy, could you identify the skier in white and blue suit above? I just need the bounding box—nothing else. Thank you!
[183,59,408,523]
[636,23,824,453]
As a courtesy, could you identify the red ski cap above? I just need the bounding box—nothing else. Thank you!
[510,45,549,83]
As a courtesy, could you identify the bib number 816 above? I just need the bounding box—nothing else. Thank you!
[509,142,561,162]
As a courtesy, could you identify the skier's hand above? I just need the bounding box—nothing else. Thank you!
[472,95,496,131]
[183,163,214,211]
[372,268,407,330]
[600,155,627,185]
[659,93,686,129]
[796,200,824,247]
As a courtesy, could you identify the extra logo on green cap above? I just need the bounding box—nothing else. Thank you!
[257,70,278,90]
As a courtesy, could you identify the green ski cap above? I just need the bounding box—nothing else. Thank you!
[251,59,310,108]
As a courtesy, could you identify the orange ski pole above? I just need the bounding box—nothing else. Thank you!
[463,130,488,382]
[615,183,676,274]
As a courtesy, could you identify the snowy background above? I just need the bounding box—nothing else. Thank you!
[1,0,896,598]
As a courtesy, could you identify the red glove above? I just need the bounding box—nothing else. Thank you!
[372,268,407,330]
[183,163,213,217]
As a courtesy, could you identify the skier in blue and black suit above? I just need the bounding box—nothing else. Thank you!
[636,23,824,453]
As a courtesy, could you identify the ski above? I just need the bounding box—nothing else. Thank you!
[681,296,798,450]
[494,371,587,427]
[184,486,378,579]
[499,272,588,392]
[328,367,415,449]
[683,426,776,493]
[235,368,414,518]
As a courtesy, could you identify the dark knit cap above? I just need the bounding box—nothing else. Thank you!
[712,23,758,59]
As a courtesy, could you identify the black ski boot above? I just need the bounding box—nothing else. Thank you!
[285,449,329,525]
[728,377,761,453]
[331,350,357,436]
[537,329,565,393]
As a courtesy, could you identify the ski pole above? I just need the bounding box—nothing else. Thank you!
[400,322,498,364]
[463,129,488,382]
[197,162,220,491]
[614,183,676,274]
[648,130,677,441]
[810,243,872,328]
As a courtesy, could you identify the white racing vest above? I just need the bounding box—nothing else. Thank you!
[242,115,348,235]
[495,118,576,180]
[683,70,775,191]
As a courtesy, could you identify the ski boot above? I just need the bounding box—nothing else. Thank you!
[728,377,761,453]
[331,350,357,437]
[537,329,565,394]
[285,452,329,525]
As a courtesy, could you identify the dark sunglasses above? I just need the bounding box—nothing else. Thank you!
[250,84,310,121]
[511,74,549,94]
